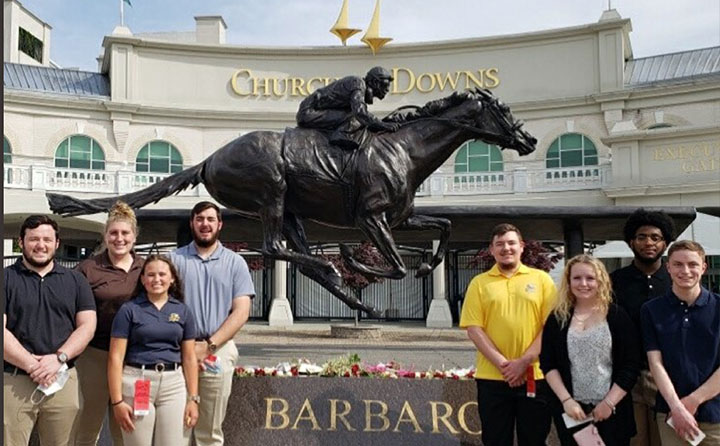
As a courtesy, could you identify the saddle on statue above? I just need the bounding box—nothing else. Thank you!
[282,127,367,186]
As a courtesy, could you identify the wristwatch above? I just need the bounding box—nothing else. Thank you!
[206,337,218,354]
[188,395,201,403]
[56,351,68,364]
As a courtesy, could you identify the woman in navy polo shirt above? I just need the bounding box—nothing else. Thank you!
[108,255,199,446]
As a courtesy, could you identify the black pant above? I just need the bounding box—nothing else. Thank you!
[476,379,552,446]
[552,402,630,446]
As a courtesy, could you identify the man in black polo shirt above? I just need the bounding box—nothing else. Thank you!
[3,215,96,446]
[610,208,675,446]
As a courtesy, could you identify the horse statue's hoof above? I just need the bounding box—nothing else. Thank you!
[367,307,384,319]
[415,262,433,278]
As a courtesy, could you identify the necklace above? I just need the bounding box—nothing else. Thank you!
[572,307,599,330]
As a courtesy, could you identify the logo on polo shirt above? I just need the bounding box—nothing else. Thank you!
[525,284,536,293]
[169,313,180,322]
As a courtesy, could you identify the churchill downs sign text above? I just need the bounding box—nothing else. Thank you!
[230,67,500,98]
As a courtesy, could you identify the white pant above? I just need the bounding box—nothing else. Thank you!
[194,341,238,446]
[120,366,190,446]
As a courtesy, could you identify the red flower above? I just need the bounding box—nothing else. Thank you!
[255,368,266,376]
[351,364,360,376]
[290,366,299,377]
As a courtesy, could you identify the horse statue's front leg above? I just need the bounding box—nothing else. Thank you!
[281,212,383,318]
[398,214,452,277]
[340,214,408,280]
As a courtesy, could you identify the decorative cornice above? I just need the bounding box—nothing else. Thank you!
[101,17,630,60]
[602,124,720,144]
[604,180,720,198]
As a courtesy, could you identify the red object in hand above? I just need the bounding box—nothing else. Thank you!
[526,366,536,398]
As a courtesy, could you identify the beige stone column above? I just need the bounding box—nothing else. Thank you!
[268,254,293,326]
[426,240,452,328]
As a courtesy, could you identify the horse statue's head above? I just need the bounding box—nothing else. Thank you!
[439,88,537,156]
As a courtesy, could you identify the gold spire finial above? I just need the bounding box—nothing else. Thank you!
[330,0,361,45]
[361,0,392,55]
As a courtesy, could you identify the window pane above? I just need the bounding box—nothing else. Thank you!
[468,156,489,172]
[92,144,105,161]
[150,158,169,173]
[136,146,149,164]
[170,147,182,165]
[72,136,91,154]
[91,160,105,170]
[582,137,598,156]
[70,157,90,169]
[136,162,149,172]
[55,158,68,168]
[468,141,489,157]
[546,159,560,169]
[150,141,169,158]
[561,149,583,166]
[454,146,468,164]
[490,161,503,172]
[584,155,598,166]
[56,139,69,159]
[454,162,468,173]
[170,164,182,173]
[560,133,582,149]
[489,146,503,162]
[546,140,559,159]
[72,148,91,162]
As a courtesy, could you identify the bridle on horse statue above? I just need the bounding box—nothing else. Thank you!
[383,90,523,148]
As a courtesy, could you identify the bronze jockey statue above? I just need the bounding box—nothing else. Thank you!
[296,66,399,150]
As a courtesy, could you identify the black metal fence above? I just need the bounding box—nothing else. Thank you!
[291,251,431,321]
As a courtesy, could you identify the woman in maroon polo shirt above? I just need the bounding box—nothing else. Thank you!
[74,201,145,446]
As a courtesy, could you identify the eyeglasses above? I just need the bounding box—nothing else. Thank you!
[634,234,665,243]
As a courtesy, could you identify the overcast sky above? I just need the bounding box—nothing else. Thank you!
[19,0,720,72]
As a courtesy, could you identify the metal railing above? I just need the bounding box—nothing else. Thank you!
[4,156,611,198]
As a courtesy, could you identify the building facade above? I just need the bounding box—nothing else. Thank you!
[4,1,719,324]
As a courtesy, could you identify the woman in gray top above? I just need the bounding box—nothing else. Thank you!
[540,254,640,446]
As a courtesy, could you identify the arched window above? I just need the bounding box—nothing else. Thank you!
[4,136,12,163]
[454,140,503,174]
[546,133,598,168]
[54,135,105,170]
[135,141,183,174]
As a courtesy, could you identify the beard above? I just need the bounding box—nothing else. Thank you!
[632,247,663,265]
[193,230,219,248]
[23,251,54,268]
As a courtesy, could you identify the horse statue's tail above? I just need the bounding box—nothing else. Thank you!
[46,163,205,217]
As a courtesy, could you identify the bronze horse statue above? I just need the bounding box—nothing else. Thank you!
[47,88,536,317]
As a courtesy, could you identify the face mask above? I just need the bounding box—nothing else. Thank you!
[31,363,70,404]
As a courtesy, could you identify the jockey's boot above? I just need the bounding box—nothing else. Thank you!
[329,130,360,150]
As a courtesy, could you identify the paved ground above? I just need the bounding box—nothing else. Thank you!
[234,321,477,370]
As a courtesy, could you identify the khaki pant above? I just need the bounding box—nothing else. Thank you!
[73,346,124,446]
[4,368,81,446]
[194,341,238,446]
[631,369,661,446]
[120,366,190,446]
[656,416,720,446]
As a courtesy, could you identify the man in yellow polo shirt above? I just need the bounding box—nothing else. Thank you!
[460,223,556,446]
